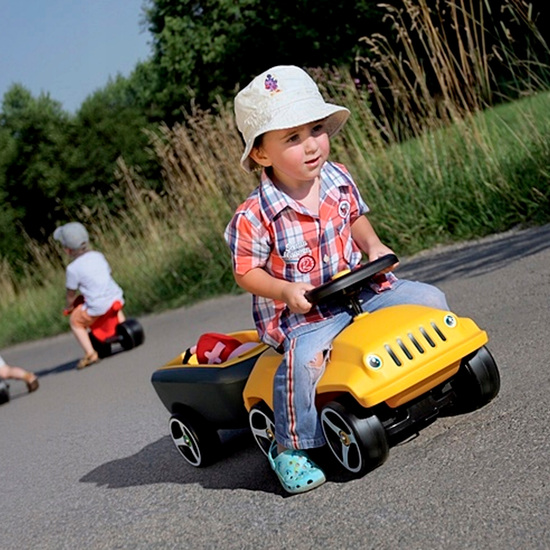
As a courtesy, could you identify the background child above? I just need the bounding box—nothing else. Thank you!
[54,222,125,369]
[0,354,39,393]
[225,65,449,494]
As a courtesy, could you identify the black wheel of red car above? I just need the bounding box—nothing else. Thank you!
[320,401,389,477]
[451,346,500,412]
[249,402,275,457]
[89,333,112,358]
[117,319,145,350]
[0,380,10,405]
[169,412,221,468]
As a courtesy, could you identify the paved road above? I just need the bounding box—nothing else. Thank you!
[2,225,550,550]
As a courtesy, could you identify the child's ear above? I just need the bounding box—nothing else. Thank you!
[249,146,272,167]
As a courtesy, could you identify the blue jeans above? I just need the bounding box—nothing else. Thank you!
[273,279,449,450]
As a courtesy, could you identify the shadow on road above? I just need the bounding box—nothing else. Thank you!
[80,433,285,494]
[34,348,127,378]
[80,432,356,497]
[35,360,78,377]
[398,224,550,284]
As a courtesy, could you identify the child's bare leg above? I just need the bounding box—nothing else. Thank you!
[0,364,39,392]
[69,307,101,369]
[69,307,97,356]
[117,310,126,323]
[70,324,96,356]
[0,364,29,381]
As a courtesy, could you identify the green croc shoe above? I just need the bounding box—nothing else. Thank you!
[268,441,326,494]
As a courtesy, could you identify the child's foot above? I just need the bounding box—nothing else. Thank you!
[77,352,100,370]
[24,373,39,393]
[268,441,326,494]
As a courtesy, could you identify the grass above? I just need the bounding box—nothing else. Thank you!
[1,0,549,348]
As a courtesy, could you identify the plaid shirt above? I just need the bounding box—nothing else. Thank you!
[224,161,369,348]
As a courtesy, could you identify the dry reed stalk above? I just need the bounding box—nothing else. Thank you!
[355,0,544,141]
[0,259,16,302]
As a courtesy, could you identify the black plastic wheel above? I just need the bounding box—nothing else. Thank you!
[169,412,221,467]
[0,379,10,405]
[249,402,276,457]
[117,319,145,350]
[320,400,389,477]
[451,346,500,412]
[89,333,112,358]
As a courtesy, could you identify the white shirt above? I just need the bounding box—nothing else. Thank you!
[66,250,124,316]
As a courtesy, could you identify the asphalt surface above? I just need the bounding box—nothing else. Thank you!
[2,224,550,550]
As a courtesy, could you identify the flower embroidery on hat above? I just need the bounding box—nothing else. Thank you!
[265,74,281,94]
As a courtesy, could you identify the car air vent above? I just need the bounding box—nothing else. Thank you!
[384,322,448,366]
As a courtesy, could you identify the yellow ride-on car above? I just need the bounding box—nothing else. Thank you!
[151,254,500,476]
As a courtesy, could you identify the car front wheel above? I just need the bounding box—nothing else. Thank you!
[451,346,500,412]
[320,400,389,477]
[249,402,275,457]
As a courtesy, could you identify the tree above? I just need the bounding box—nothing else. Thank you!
[0,85,70,262]
[66,72,159,214]
[0,124,20,262]
[144,0,386,121]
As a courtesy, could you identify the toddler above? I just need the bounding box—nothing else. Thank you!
[225,66,448,493]
[54,222,125,369]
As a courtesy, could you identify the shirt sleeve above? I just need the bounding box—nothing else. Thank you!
[224,208,271,276]
[346,173,369,224]
[65,264,79,291]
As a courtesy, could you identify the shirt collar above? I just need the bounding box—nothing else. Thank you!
[258,161,348,222]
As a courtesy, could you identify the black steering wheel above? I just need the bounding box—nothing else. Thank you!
[304,254,398,315]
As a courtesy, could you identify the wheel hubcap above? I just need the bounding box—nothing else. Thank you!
[170,418,201,466]
[339,430,351,446]
[249,407,275,456]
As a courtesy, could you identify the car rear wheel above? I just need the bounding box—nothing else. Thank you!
[117,319,145,350]
[249,402,276,457]
[320,400,389,477]
[169,412,221,467]
[452,346,500,412]
[89,333,112,358]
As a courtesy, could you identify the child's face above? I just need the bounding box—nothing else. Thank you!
[250,119,330,188]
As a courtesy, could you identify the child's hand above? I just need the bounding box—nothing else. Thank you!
[368,245,399,271]
[282,282,315,314]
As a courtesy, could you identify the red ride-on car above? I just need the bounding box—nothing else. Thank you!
[65,295,145,358]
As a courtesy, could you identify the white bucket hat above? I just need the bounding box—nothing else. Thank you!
[53,222,89,250]
[234,65,350,172]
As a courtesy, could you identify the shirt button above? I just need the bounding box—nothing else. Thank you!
[323,254,330,263]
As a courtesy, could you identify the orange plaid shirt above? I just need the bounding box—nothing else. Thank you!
[224,161,368,348]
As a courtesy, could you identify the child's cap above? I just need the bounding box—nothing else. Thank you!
[53,222,89,250]
[234,65,350,172]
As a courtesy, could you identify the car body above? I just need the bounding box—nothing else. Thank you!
[151,255,500,475]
